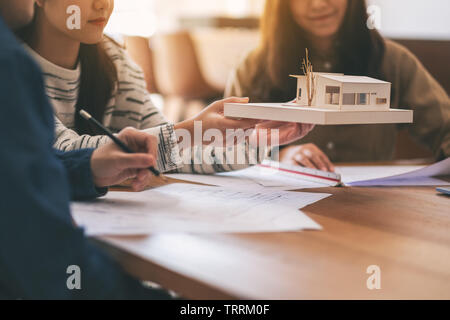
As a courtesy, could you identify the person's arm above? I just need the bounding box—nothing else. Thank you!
[136,98,183,173]
[54,117,110,151]
[56,148,107,200]
[388,41,450,159]
[171,99,315,174]
[53,39,184,173]
[104,39,184,173]
[226,55,332,171]
[134,69,265,174]
[121,52,267,174]
[0,48,171,300]
[173,141,268,174]
[171,97,266,174]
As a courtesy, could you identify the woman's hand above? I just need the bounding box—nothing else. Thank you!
[254,121,315,147]
[279,143,335,172]
[91,127,158,191]
[253,98,314,147]
[174,97,262,146]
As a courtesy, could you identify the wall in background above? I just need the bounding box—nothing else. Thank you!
[105,0,156,37]
[367,0,450,40]
[106,0,449,40]
[106,0,265,36]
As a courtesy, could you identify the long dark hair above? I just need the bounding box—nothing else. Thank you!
[248,0,385,102]
[17,9,117,135]
[75,43,117,135]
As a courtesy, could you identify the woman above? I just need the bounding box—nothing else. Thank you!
[226,0,450,172]
[19,0,314,175]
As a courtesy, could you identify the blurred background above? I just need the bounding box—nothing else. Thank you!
[105,0,450,159]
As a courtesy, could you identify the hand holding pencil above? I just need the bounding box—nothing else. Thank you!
[81,110,163,191]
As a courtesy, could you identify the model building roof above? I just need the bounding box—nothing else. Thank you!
[318,75,389,84]
[290,73,344,78]
[290,73,389,84]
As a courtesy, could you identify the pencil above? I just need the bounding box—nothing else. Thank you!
[79,109,161,177]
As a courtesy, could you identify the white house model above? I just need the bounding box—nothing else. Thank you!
[290,73,391,111]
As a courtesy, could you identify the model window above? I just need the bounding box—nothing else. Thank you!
[325,86,340,105]
[357,93,369,105]
[343,93,356,105]
[376,98,387,104]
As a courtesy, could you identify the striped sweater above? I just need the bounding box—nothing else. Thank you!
[24,38,265,174]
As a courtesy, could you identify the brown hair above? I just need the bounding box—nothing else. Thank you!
[17,9,117,135]
[248,0,386,102]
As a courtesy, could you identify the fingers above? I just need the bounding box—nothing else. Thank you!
[130,169,152,191]
[117,168,139,182]
[328,162,335,172]
[256,120,287,129]
[310,154,328,171]
[222,96,250,105]
[220,97,260,129]
[117,128,159,173]
[292,144,335,172]
[310,155,333,172]
[117,153,156,170]
[294,154,316,169]
[300,123,315,135]
[257,124,287,147]
[256,122,314,147]
[221,117,261,130]
[292,123,314,143]
[145,134,158,160]
[119,127,158,157]
[319,153,335,172]
[210,97,250,113]
[264,122,302,147]
[117,169,151,192]
[309,145,334,172]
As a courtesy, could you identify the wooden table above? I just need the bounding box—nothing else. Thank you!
[96,179,450,299]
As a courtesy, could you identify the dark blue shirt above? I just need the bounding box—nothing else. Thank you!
[0,16,170,299]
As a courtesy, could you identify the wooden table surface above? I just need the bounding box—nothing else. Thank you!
[96,173,450,300]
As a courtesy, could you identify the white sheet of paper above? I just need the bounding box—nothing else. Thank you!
[338,158,450,186]
[167,165,332,191]
[218,165,332,189]
[71,184,330,235]
[165,172,262,189]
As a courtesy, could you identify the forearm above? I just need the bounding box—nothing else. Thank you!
[56,114,183,173]
[173,118,273,174]
[54,125,110,151]
[174,141,269,174]
[142,124,183,172]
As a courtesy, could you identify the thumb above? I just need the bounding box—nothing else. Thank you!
[211,97,250,112]
[223,97,250,104]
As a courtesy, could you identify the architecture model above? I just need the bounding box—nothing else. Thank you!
[289,49,391,111]
[290,73,391,112]
[223,50,412,125]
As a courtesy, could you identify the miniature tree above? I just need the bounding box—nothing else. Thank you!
[302,48,316,106]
